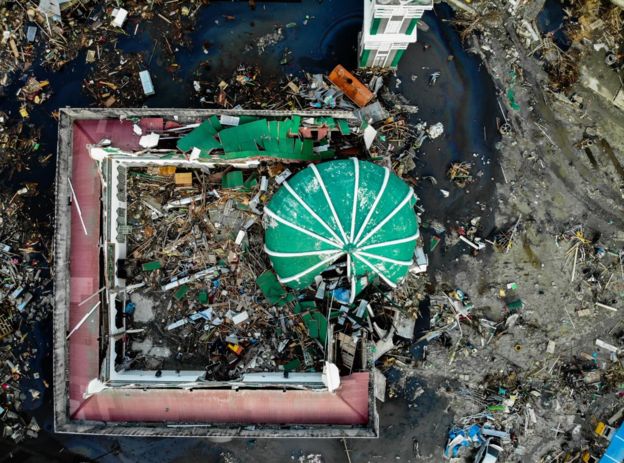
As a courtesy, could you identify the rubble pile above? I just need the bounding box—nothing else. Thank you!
[83,52,149,107]
[557,224,624,313]
[404,226,624,460]
[120,165,313,376]
[0,191,51,443]
[1,1,118,84]
[119,0,200,61]
[192,65,444,169]
[0,113,43,174]
[194,66,360,110]
[115,153,430,380]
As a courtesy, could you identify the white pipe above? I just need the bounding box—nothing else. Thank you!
[68,178,88,236]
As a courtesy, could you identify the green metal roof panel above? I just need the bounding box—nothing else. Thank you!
[219,119,268,153]
[337,119,351,135]
[264,159,419,301]
[176,120,223,154]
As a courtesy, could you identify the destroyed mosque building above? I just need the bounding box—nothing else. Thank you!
[53,106,427,438]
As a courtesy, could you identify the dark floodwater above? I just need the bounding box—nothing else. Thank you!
[0,1,501,460]
[536,0,571,51]
[396,3,503,273]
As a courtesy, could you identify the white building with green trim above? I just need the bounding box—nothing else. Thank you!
[359,0,434,69]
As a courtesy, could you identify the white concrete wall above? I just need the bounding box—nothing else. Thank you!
[360,0,434,68]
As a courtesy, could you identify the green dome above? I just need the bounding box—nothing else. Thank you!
[263,159,419,301]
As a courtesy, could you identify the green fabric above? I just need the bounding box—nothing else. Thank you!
[391,49,405,68]
[264,159,418,298]
[406,18,418,35]
[370,18,381,35]
[359,49,371,68]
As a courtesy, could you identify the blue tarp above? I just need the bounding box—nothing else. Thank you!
[444,424,485,458]
[600,423,624,463]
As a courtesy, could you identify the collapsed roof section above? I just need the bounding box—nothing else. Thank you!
[88,110,358,168]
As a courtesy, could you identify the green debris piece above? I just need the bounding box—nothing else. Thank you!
[238,115,260,125]
[506,299,524,312]
[256,271,294,306]
[264,137,280,153]
[487,404,506,412]
[312,311,327,345]
[174,285,189,300]
[299,308,327,345]
[284,358,301,372]
[222,171,244,189]
[307,319,319,338]
[302,139,314,157]
[293,301,316,314]
[337,119,351,136]
[198,290,208,304]
[315,117,336,129]
[142,261,161,271]
[430,236,441,252]
[33,143,40,151]
[176,120,222,154]
[217,117,327,161]
[208,115,222,131]
[285,22,297,28]
[243,174,258,190]
[291,115,301,134]
[507,88,520,111]
[233,201,250,211]
[268,120,279,139]
[507,282,518,291]
[219,119,268,153]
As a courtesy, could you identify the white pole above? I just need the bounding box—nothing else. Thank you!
[67,178,88,236]
[66,301,101,340]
